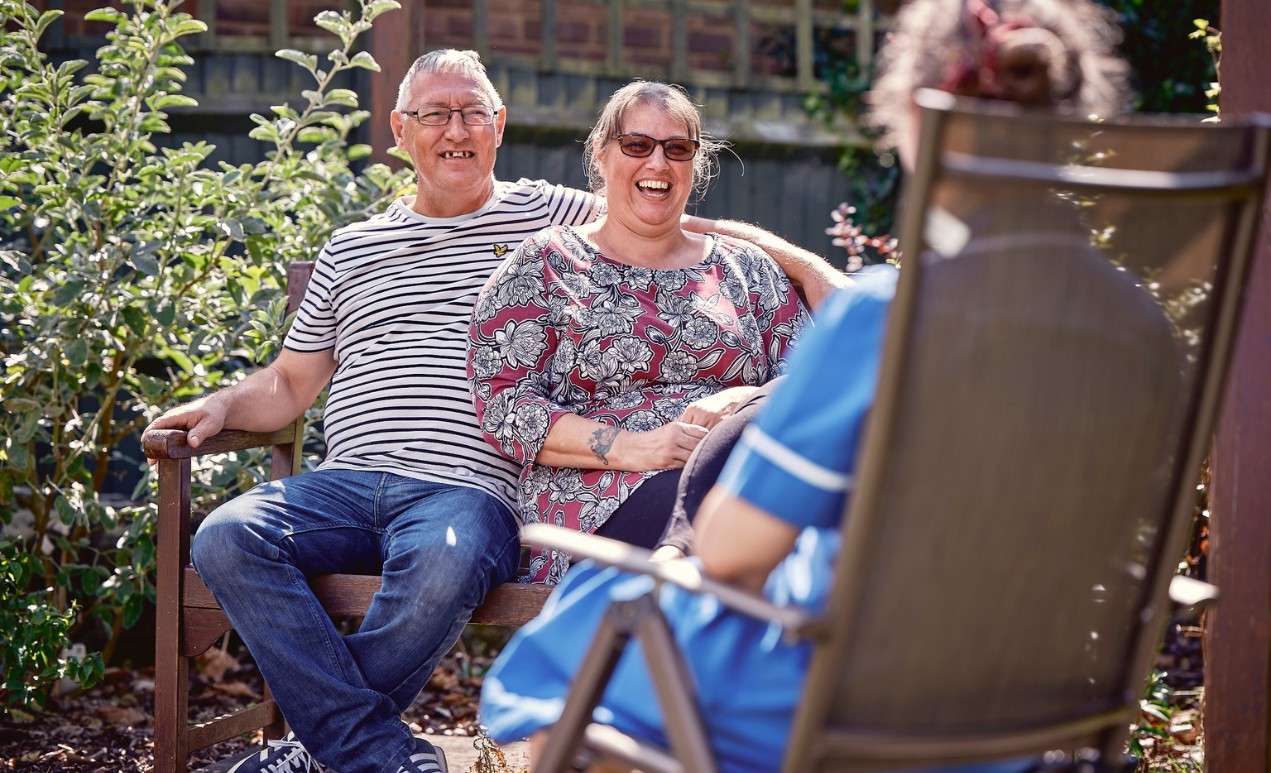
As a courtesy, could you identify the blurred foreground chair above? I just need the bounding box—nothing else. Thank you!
[523,92,1271,773]
[142,262,552,773]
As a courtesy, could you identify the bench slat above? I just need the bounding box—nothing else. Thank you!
[188,701,281,751]
[182,567,551,627]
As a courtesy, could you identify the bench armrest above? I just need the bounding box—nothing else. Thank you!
[521,523,817,634]
[142,427,299,460]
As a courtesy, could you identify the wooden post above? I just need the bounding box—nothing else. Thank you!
[153,459,192,773]
[670,0,688,84]
[795,0,814,91]
[540,0,557,71]
[606,0,624,76]
[367,1,422,167]
[269,0,288,51]
[733,0,750,88]
[1206,1,1271,770]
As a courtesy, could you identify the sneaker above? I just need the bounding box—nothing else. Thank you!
[395,738,448,773]
[226,731,327,773]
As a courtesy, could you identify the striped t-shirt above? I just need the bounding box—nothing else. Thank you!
[284,178,599,510]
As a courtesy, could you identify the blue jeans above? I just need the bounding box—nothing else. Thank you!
[191,469,520,773]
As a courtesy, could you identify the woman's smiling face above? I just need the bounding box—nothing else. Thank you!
[596,102,697,233]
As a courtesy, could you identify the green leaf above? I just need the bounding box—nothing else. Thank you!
[275,49,319,74]
[298,127,337,144]
[170,18,208,38]
[325,88,359,108]
[55,497,77,527]
[348,51,381,72]
[80,570,101,596]
[82,8,125,25]
[65,338,89,366]
[122,595,143,629]
[249,124,281,143]
[313,11,349,37]
[52,280,85,306]
[133,252,160,276]
[364,0,401,23]
[34,9,65,37]
[0,196,19,210]
[218,219,244,240]
[152,94,198,110]
[122,305,147,337]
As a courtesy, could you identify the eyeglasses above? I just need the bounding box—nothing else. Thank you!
[401,106,500,126]
[612,133,700,162]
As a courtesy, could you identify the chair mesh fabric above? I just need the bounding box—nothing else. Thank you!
[813,108,1255,752]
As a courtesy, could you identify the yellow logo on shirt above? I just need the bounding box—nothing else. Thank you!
[493,243,510,257]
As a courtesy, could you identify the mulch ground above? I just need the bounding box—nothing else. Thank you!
[1,618,1205,772]
[0,629,520,773]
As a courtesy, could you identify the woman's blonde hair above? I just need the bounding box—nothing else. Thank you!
[584,81,725,199]
[867,0,1129,149]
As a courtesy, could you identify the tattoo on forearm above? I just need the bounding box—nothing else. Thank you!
[589,426,620,465]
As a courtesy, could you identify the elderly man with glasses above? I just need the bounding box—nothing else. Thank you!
[146,49,844,773]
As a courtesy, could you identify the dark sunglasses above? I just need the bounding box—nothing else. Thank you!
[612,133,700,162]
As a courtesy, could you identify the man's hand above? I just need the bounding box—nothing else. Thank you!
[677,385,759,430]
[145,396,228,449]
[612,421,709,471]
[685,216,850,311]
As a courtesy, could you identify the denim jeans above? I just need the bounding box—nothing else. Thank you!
[191,468,520,773]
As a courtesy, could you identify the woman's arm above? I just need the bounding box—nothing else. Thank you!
[536,413,709,471]
[682,215,851,311]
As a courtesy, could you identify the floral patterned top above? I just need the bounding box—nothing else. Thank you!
[468,225,810,583]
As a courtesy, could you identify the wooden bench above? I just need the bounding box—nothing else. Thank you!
[144,261,551,773]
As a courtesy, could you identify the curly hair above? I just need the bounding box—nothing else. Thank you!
[867,0,1129,149]
[583,81,726,200]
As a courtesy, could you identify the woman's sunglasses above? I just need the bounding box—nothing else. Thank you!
[612,133,700,162]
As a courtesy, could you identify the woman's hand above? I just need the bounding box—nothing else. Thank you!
[613,421,709,470]
[678,385,760,430]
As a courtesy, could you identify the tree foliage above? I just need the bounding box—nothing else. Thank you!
[0,0,412,711]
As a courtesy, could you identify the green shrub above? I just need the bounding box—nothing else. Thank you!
[0,0,412,711]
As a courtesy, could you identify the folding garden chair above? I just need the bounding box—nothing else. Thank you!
[522,91,1271,772]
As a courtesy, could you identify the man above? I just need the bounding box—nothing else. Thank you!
[148,49,843,773]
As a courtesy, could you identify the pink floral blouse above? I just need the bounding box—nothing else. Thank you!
[468,225,809,583]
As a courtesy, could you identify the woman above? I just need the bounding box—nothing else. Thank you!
[479,1,1134,770]
[468,82,810,584]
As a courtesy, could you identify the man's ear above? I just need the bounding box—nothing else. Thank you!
[390,110,405,148]
[494,106,507,148]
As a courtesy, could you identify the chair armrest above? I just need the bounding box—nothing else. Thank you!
[142,427,299,460]
[521,523,817,633]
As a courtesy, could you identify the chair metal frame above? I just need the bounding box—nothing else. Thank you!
[526,92,1271,773]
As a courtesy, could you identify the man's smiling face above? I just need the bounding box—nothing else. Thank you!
[390,70,506,215]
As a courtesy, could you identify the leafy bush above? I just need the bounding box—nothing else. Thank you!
[0,0,412,711]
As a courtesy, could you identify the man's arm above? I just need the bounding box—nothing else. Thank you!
[145,348,337,449]
[682,215,850,310]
